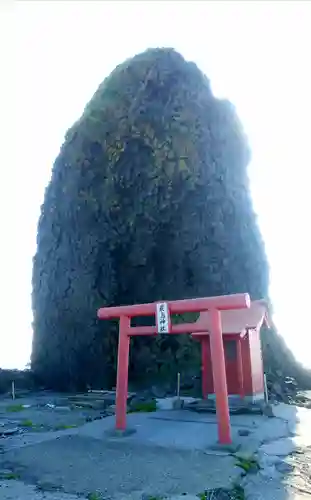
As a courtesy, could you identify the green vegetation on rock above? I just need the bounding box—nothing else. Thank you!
[197,486,245,500]
[31,47,309,392]
[6,404,25,413]
[87,493,102,500]
[129,399,157,413]
[20,419,34,428]
[0,471,20,480]
[235,456,259,474]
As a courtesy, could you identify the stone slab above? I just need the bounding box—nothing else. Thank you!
[260,437,298,457]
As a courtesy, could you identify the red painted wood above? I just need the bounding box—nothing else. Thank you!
[194,335,261,397]
[237,338,245,398]
[115,316,130,431]
[209,308,231,444]
[201,336,209,399]
[248,328,265,394]
[98,293,250,319]
[241,333,253,395]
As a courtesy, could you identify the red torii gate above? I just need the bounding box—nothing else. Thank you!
[98,293,250,445]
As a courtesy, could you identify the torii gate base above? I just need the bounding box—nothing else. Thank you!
[98,293,251,445]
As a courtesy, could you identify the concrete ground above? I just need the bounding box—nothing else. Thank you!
[0,399,310,499]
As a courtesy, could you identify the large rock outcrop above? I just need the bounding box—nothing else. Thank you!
[32,48,305,392]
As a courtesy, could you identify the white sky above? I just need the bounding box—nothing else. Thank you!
[1,1,310,369]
